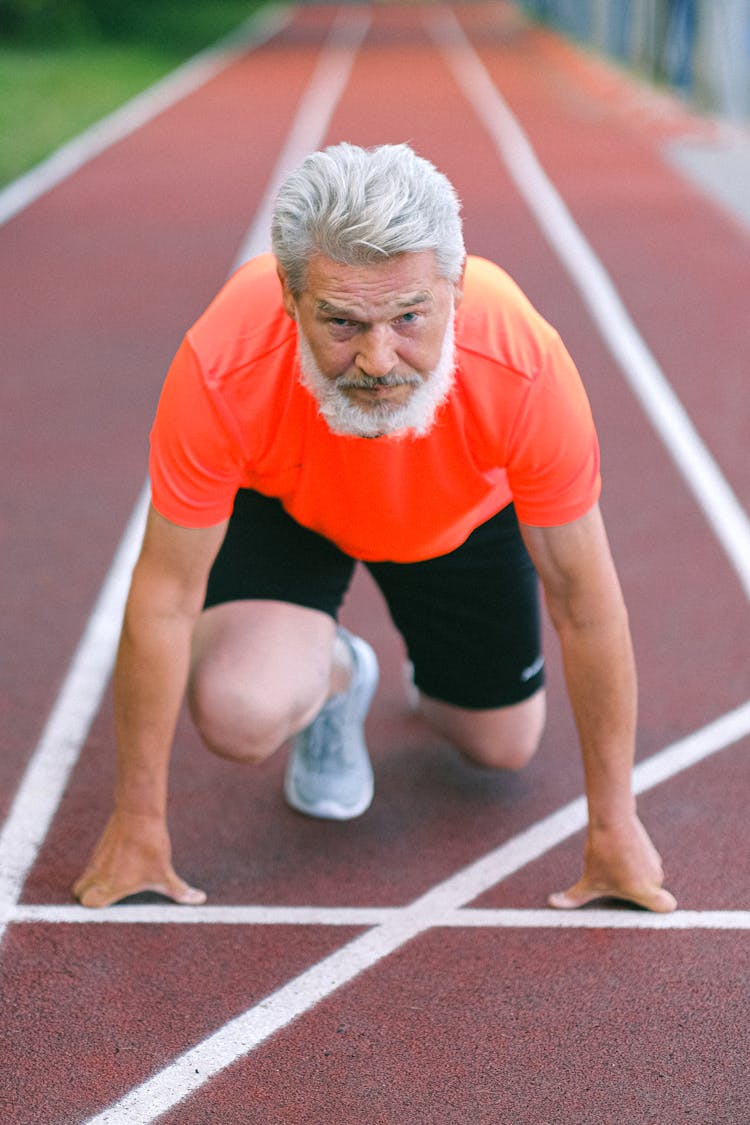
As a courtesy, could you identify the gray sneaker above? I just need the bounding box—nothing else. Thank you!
[284,629,378,820]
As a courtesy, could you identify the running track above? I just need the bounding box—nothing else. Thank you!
[1,3,749,1122]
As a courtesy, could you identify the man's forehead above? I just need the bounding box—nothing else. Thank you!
[302,250,445,311]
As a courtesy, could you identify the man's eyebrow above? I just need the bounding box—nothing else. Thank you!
[395,291,434,308]
[315,293,434,316]
[316,299,355,316]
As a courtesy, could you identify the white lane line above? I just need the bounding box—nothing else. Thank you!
[9,696,749,935]
[82,909,750,1125]
[393,701,750,921]
[0,4,292,227]
[86,915,436,1125]
[82,697,750,1124]
[7,904,394,926]
[445,909,750,930]
[0,484,150,948]
[430,7,750,602]
[632,698,750,794]
[231,4,372,269]
[0,5,369,949]
[8,904,750,931]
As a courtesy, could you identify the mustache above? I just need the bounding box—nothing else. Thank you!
[337,372,423,391]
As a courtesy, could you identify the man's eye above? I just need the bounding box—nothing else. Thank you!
[330,317,355,328]
[398,312,419,324]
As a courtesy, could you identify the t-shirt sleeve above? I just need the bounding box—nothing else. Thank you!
[149,337,243,527]
[505,329,601,526]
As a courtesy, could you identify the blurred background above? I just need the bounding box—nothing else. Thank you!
[1,0,749,190]
[520,0,750,122]
[0,0,263,186]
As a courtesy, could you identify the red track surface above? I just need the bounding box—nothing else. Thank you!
[1,4,749,1122]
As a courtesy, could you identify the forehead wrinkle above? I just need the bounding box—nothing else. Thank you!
[315,291,435,317]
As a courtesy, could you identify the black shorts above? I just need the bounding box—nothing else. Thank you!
[204,490,544,709]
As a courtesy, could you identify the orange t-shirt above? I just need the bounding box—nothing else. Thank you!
[149,254,600,562]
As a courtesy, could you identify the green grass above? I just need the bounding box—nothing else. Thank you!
[0,2,265,188]
[0,45,183,184]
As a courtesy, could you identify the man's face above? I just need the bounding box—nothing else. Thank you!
[279,251,462,438]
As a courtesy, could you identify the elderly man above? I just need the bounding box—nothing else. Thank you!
[75,142,676,912]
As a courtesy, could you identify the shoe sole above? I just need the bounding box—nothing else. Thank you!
[284,787,374,821]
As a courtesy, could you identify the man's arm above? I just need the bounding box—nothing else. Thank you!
[520,503,676,912]
[73,504,228,908]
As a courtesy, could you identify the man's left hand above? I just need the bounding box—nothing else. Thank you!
[548,813,677,912]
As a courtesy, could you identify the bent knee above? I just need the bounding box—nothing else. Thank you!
[188,600,337,763]
[459,726,542,771]
[422,690,546,772]
[188,669,324,764]
[188,677,284,763]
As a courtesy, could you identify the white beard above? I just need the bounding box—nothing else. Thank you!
[297,314,456,439]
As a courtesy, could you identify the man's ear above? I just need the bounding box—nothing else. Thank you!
[276,264,297,320]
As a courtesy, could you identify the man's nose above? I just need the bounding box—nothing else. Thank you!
[355,325,397,378]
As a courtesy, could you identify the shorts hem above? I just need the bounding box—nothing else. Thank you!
[414,667,545,710]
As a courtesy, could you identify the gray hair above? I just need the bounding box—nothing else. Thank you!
[271,142,465,294]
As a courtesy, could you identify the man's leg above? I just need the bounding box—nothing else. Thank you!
[185,490,377,819]
[188,600,348,763]
[189,602,379,819]
[187,489,359,763]
[417,688,546,771]
[370,503,545,772]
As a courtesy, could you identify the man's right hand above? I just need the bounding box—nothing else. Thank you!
[73,809,207,908]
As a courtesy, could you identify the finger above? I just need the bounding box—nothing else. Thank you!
[625,885,678,913]
[74,878,137,909]
[73,875,207,909]
[158,877,208,906]
[548,882,678,913]
[547,882,603,910]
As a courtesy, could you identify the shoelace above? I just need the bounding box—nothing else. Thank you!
[299,693,352,772]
